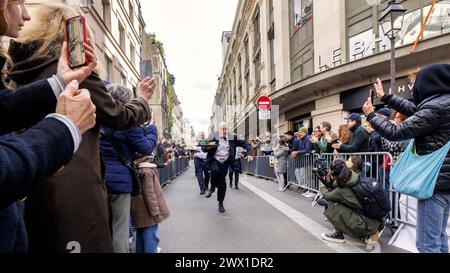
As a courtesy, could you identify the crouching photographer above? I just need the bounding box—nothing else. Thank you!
[316,159,385,244]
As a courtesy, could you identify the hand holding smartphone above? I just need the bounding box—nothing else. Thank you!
[66,15,87,69]
[368,89,376,103]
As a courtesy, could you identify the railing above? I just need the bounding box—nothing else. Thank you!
[159,157,190,186]
[286,154,321,194]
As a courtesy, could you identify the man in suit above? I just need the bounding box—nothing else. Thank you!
[204,122,253,213]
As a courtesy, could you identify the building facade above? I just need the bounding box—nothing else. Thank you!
[172,95,184,144]
[28,0,146,92]
[182,118,195,148]
[141,32,171,138]
[212,0,450,138]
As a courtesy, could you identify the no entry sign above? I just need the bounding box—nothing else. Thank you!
[256,96,272,111]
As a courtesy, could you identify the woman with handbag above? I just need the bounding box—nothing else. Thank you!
[100,84,157,253]
[364,65,450,253]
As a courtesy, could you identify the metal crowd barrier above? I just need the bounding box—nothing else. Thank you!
[159,157,190,186]
[242,156,277,180]
[285,154,320,194]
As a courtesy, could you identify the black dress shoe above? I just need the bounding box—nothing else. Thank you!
[235,185,239,190]
[218,203,225,213]
[200,190,205,195]
[229,183,233,188]
[205,190,213,198]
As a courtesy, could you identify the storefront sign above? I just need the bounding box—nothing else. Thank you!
[349,2,450,62]
[341,77,414,111]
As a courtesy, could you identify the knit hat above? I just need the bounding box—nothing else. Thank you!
[298,127,308,134]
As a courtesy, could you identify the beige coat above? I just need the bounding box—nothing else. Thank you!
[131,166,170,228]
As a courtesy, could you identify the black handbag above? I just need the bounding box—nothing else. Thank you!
[102,129,142,196]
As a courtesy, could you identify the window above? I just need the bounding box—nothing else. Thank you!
[130,43,135,66]
[102,0,111,31]
[254,53,261,91]
[293,0,313,29]
[253,7,261,52]
[268,23,275,82]
[244,72,250,102]
[105,54,112,81]
[128,1,134,26]
[118,21,126,52]
[121,73,127,86]
[244,36,249,71]
[237,55,242,85]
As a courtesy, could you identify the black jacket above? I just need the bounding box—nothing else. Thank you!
[0,118,74,208]
[204,133,252,172]
[368,64,450,192]
[1,57,57,134]
[0,57,74,207]
[369,131,383,152]
[339,124,369,153]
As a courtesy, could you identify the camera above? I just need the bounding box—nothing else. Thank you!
[312,158,332,188]
[312,158,329,178]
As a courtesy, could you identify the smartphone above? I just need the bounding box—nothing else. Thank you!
[66,15,87,69]
[140,60,153,81]
[369,89,376,103]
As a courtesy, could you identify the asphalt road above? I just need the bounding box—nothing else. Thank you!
[157,165,407,253]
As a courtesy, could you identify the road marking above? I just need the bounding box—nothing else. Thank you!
[240,179,365,253]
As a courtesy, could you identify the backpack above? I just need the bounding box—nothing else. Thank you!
[351,176,391,220]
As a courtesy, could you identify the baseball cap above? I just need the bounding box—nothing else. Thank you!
[344,113,361,123]
[377,108,392,118]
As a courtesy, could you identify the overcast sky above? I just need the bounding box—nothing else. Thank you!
[140,0,239,135]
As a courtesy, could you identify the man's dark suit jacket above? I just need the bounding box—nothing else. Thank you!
[204,132,252,175]
[0,78,73,208]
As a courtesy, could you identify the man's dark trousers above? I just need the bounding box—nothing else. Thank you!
[194,157,210,191]
[209,159,229,203]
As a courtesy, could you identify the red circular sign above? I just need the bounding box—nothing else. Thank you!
[256,96,272,110]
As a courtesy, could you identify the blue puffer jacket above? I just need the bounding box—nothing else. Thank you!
[100,125,158,194]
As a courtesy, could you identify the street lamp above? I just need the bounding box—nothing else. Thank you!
[80,0,94,14]
[379,0,406,95]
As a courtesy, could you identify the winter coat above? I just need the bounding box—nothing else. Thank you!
[100,125,158,194]
[321,172,381,238]
[8,42,151,253]
[314,136,334,154]
[288,136,297,153]
[131,166,170,228]
[273,146,289,173]
[339,124,369,153]
[369,64,450,192]
[292,135,313,155]
[368,131,383,152]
